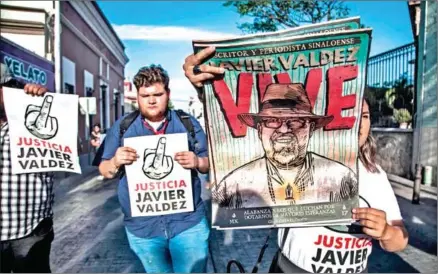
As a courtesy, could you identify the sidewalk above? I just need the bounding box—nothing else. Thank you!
[366,178,437,273]
[206,178,437,273]
[53,152,100,184]
[49,171,437,273]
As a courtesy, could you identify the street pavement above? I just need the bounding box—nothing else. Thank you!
[50,169,437,273]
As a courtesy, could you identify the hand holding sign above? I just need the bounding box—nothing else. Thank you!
[352,207,390,240]
[23,83,49,96]
[143,137,173,180]
[175,151,198,169]
[24,95,58,140]
[113,147,138,167]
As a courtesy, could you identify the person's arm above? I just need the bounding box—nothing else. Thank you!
[98,121,138,179]
[353,168,408,252]
[379,219,409,252]
[352,208,408,252]
[99,147,138,179]
[197,157,209,174]
[174,116,209,173]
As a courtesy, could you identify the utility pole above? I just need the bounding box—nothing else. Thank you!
[54,0,62,93]
[412,164,422,204]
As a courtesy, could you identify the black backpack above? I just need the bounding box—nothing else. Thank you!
[92,109,196,177]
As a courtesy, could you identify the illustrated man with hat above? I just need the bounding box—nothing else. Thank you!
[213,83,358,209]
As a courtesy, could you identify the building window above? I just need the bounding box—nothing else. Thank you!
[84,70,94,140]
[62,56,75,94]
[113,88,120,120]
[120,92,125,116]
[64,83,74,94]
[100,83,109,131]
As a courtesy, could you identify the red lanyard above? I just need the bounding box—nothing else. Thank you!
[142,119,169,135]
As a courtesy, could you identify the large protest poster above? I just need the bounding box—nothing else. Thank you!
[193,27,372,229]
[193,17,360,45]
[124,133,194,217]
[3,87,81,174]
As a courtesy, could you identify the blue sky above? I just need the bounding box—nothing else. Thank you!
[98,1,414,109]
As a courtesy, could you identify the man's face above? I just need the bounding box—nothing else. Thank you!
[258,117,314,168]
[137,83,169,122]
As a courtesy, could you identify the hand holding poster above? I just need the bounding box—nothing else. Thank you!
[193,21,372,229]
[3,87,81,174]
[124,133,194,217]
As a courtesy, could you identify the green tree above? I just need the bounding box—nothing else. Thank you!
[384,75,414,114]
[224,0,350,34]
[364,85,394,125]
[168,100,175,110]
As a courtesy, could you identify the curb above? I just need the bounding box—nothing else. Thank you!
[388,173,437,195]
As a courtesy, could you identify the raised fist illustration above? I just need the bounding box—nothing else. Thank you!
[142,137,173,180]
[24,95,58,140]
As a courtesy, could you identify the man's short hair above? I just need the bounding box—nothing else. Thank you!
[133,64,170,92]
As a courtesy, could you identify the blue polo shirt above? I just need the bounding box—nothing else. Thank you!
[101,110,207,239]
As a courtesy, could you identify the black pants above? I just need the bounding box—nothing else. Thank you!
[1,218,54,273]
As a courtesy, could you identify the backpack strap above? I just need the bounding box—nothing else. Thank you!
[175,109,197,145]
[119,110,140,143]
[280,227,290,251]
[116,110,140,178]
[91,110,139,170]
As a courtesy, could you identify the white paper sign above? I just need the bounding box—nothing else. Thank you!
[3,87,81,174]
[124,133,194,217]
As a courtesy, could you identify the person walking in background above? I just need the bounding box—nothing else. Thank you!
[90,123,102,151]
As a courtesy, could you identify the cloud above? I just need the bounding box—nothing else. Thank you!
[169,77,197,101]
[113,24,236,41]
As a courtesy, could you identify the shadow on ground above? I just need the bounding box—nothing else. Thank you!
[51,175,144,273]
[50,175,436,273]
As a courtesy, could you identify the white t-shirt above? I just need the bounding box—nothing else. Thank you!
[144,118,166,131]
[278,161,402,273]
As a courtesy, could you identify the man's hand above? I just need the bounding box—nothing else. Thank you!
[182,46,225,99]
[24,84,48,96]
[175,151,198,169]
[113,147,138,167]
[353,208,389,240]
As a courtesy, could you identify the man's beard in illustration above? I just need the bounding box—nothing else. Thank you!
[269,133,304,168]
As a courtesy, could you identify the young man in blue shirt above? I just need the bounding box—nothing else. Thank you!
[98,65,210,273]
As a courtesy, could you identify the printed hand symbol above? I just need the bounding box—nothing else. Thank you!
[24,95,58,140]
[142,137,173,180]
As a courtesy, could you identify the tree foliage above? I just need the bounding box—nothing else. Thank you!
[168,99,175,110]
[365,74,414,127]
[224,0,350,34]
[384,76,414,114]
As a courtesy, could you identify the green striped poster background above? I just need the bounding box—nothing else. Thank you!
[203,31,371,184]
